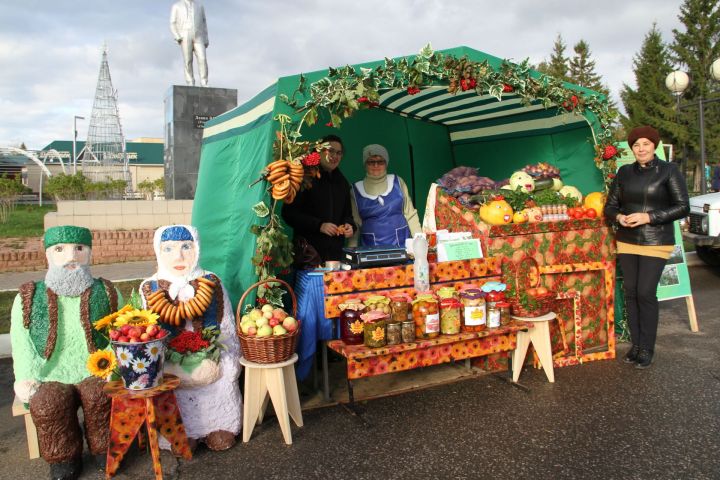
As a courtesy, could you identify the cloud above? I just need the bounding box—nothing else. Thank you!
[0,0,685,149]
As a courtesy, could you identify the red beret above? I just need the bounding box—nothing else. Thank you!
[627,126,660,148]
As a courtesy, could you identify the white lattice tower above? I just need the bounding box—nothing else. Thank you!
[80,45,130,184]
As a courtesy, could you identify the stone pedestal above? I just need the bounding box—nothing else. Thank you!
[164,85,237,199]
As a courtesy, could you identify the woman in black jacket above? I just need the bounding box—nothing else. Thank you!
[604,126,689,368]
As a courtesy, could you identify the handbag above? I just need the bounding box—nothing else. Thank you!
[293,236,322,269]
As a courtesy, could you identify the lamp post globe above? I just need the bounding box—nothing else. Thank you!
[665,70,690,96]
[711,58,720,82]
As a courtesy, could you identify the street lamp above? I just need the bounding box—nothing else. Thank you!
[665,59,720,194]
[72,115,85,174]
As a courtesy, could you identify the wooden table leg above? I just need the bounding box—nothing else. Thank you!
[265,367,293,445]
[531,320,555,383]
[105,398,146,479]
[512,330,531,383]
[144,398,163,480]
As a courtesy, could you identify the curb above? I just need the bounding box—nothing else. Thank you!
[0,334,10,359]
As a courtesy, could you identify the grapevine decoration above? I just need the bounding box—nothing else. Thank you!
[280,44,620,191]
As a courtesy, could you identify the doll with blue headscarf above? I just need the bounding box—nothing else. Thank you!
[140,225,242,451]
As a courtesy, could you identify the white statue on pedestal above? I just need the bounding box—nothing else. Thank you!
[170,0,209,87]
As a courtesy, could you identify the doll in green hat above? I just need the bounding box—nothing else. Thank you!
[10,225,122,480]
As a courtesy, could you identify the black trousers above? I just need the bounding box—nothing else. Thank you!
[618,253,668,351]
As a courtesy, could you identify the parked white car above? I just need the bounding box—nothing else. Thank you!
[683,191,720,266]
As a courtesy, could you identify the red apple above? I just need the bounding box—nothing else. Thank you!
[118,335,130,343]
[282,317,298,332]
[527,287,538,297]
[536,286,549,296]
[146,325,158,336]
[120,325,132,335]
[269,318,279,327]
[156,329,168,338]
[109,330,120,340]
[272,308,288,321]
[128,327,141,339]
[140,333,150,341]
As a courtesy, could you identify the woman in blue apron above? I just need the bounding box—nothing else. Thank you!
[350,144,421,247]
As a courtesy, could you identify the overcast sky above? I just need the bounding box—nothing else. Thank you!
[0,0,686,150]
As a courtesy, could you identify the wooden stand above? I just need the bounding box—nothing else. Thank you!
[240,353,303,445]
[511,312,557,383]
[12,396,39,460]
[103,375,191,480]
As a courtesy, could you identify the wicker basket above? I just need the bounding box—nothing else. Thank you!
[236,278,300,364]
[507,257,555,318]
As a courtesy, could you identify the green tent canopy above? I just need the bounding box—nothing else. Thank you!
[193,46,607,307]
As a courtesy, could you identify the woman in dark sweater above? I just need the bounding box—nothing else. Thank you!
[604,126,689,368]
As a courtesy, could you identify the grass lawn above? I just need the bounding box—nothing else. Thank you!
[1,205,56,238]
[0,279,143,335]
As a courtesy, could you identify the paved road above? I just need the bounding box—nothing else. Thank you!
[2,264,718,480]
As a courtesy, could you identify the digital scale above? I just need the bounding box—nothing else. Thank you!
[343,245,408,268]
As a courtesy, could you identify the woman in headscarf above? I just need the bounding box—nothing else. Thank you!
[350,144,421,247]
[140,225,242,451]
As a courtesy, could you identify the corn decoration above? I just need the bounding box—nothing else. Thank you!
[145,276,217,326]
[265,159,304,203]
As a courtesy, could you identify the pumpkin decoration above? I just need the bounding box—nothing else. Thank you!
[479,196,514,225]
[512,210,529,223]
[559,185,583,203]
[584,191,605,216]
[509,171,535,193]
[523,207,543,223]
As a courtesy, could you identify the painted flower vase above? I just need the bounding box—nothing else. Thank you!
[111,338,167,390]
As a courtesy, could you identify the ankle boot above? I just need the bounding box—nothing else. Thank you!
[623,345,640,363]
[49,458,82,480]
[635,349,654,369]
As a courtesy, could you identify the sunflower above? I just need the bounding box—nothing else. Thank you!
[87,350,117,379]
[114,309,159,328]
[94,304,133,331]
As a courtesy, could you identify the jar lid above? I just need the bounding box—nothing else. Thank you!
[412,293,437,304]
[440,298,462,308]
[390,293,411,302]
[460,289,483,300]
[360,311,389,323]
[496,301,511,307]
[364,295,390,306]
[481,281,507,293]
[437,287,457,299]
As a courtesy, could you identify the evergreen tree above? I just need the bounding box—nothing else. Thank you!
[537,34,569,82]
[621,24,681,147]
[568,40,605,92]
[669,0,720,161]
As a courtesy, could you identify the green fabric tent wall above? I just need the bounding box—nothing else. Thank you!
[193,46,607,307]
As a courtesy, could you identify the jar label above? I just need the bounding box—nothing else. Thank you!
[464,306,486,326]
[350,320,364,335]
[488,310,501,328]
[425,313,440,333]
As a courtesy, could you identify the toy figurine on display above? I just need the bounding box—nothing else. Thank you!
[140,225,242,451]
[10,226,121,480]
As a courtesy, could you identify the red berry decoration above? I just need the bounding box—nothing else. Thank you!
[407,86,421,95]
[602,145,618,160]
[502,84,514,93]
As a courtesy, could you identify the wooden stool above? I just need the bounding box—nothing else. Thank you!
[12,396,39,459]
[103,374,192,480]
[240,353,303,445]
[511,312,557,383]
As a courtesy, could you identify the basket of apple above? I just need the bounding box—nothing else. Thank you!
[507,257,556,318]
[236,278,300,364]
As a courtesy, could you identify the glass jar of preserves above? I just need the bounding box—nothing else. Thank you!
[338,299,366,345]
[386,322,402,345]
[390,294,411,325]
[439,297,462,335]
[401,320,416,343]
[460,288,486,332]
[412,294,440,339]
[487,303,501,329]
[360,311,388,348]
[364,295,391,315]
[497,301,512,326]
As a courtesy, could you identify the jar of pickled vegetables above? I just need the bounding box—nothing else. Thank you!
[390,294,411,324]
[360,311,388,348]
[338,299,366,345]
[460,288,486,332]
[412,294,440,339]
[386,322,402,345]
[439,297,462,335]
[364,295,391,315]
[487,303,501,329]
[497,301,512,326]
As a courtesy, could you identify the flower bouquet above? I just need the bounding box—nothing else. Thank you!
[164,327,225,388]
[91,304,169,390]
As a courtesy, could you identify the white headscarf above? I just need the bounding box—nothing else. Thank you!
[153,224,204,301]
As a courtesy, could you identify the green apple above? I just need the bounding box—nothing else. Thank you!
[257,324,273,337]
[248,309,263,321]
[273,325,287,336]
[261,304,274,314]
[255,317,269,328]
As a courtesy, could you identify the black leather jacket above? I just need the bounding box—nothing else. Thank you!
[604,156,689,246]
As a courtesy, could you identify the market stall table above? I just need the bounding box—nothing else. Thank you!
[104,375,192,480]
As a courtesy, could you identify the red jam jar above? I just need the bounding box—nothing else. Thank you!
[338,299,366,345]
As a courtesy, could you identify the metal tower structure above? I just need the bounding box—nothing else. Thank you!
[79,45,130,184]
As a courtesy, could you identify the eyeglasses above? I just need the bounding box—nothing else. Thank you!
[327,148,344,156]
[366,160,386,166]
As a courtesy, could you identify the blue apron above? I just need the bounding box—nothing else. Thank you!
[353,175,410,247]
